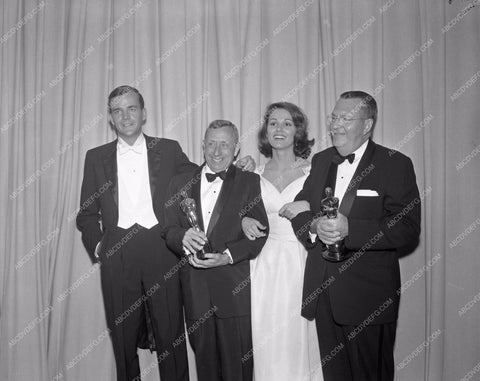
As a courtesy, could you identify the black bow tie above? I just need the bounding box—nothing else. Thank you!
[333,153,355,164]
[206,171,227,182]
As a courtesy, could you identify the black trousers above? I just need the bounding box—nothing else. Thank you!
[315,283,396,381]
[100,224,188,381]
[186,314,253,381]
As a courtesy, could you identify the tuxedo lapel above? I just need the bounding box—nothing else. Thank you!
[102,141,118,206]
[324,161,338,195]
[191,166,206,232]
[146,135,163,200]
[206,165,236,238]
[339,140,376,217]
[313,150,336,209]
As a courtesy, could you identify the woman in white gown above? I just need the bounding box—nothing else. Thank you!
[243,102,324,381]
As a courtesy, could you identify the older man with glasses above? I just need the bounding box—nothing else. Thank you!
[291,91,421,381]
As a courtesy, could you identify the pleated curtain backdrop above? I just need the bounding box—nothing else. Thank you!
[1,0,479,380]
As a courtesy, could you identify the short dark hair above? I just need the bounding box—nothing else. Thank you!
[339,91,377,128]
[205,119,239,144]
[258,102,314,159]
[108,85,145,111]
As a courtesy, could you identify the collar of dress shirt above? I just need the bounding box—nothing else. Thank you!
[117,134,146,155]
[341,139,369,165]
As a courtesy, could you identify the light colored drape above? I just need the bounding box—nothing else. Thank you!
[1,0,479,380]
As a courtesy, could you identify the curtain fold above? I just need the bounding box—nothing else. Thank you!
[1,1,479,380]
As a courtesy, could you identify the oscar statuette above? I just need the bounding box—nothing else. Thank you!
[320,187,347,262]
[179,191,212,259]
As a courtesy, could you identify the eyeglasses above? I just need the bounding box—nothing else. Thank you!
[327,114,370,126]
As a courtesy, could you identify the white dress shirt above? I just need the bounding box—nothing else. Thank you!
[116,134,158,229]
[200,166,224,232]
[197,165,233,263]
[334,140,369,203]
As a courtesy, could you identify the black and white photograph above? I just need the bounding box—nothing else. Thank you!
[1,0,479,380]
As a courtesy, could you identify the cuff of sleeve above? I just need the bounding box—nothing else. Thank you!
[94,241,102,259]
[308,232,317,244]
[223,249,234,264]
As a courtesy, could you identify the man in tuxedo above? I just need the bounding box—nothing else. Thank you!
[163,120,269,381]
[76,86,253,381]
[291,91,421,381]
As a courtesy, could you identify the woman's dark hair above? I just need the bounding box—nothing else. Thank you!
[258,102,314,159]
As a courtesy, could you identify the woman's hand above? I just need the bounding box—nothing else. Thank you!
[242,216,267,240]
[278,201,310,220]
[235,155,256,172]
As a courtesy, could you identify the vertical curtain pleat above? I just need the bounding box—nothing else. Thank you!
[443,1,480,380]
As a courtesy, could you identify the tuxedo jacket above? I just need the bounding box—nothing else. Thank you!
[292,140,421,326]
[163,164,269,320]
[76,134,198,267]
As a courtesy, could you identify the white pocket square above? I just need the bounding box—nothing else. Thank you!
[356,189,379,197]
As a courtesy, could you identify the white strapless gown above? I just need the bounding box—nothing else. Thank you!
[251,165,324,381]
